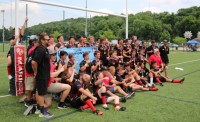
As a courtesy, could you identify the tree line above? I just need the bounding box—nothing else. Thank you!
[0,6,200,44]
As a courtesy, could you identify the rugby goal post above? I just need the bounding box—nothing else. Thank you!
[15,0,129,43]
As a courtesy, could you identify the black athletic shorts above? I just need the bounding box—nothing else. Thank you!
[70,97,85,108]
[159,77,167,82]
[153,77,166,83]
[162,58,169,64]
[94,93,102,104]
[35,79,48,96]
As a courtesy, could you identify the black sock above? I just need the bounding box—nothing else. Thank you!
[128,86,133,92]
[59,102,64,105]
[38,105,44,113]
[101,93,106,96]
[37,104,40,109]
[40,106,44,114]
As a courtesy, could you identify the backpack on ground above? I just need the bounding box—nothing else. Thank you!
[25,49,35,74]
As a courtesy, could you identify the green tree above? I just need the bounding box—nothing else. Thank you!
[160,30,171,41]
[99,29,117,40]
[174,15,200,37]
[1,6,200,42]
[50,31,62,42]
[173,37,187,44]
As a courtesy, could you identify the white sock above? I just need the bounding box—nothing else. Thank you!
[8,75,12,80]
[150,78,153,85]
[115,106,120,109]
[102,104,108,108]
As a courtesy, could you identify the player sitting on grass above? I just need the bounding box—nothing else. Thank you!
[137,62,155,88]
[115,67,158,92]
[69,73,103,115]
[46,50,71,109]
[91,71,126,111]
[101,67,134,99]
[150,61,185,86]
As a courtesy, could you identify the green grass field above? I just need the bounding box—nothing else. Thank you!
[0,50,200,122]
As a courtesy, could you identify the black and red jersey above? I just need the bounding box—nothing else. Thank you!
[108,57,119,68]
[91,59,103,73]
[114,44,124,56]
[67,60,75,68]
[138,67,149,77]
[70,79,88,98]
[79,60,92,74]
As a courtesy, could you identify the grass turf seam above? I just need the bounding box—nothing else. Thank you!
[173,69,200,79]
[41,109,79,122]
[0,102,18,108]
[145,93,200,106]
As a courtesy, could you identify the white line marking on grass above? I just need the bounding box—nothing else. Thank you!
[0,94,11,98]
[169,59,200,67]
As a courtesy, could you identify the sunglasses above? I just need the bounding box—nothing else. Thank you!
[44,38,50,41]
[50,53,56,56]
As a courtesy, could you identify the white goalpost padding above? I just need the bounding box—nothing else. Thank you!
[15,0,129,41]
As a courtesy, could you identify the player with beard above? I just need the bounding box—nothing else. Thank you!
[31,32,53,117]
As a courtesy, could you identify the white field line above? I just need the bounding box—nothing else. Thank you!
[0,94,11,98]
[169,59,200,67]
[0,58,200,99]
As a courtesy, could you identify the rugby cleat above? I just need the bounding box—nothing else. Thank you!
[93,110,103,115]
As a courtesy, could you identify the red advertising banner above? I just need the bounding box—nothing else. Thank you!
[14,45,25,96]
